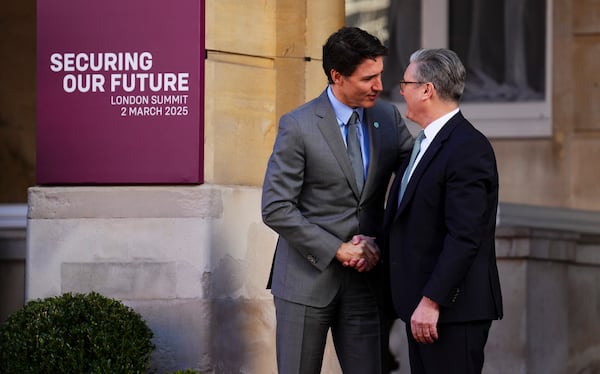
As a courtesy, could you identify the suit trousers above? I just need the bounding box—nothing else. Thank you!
[405,320,492,374]
[274,268,384,374]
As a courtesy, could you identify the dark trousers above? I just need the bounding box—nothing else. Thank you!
[406,320,492,374]
[274,270,387,374]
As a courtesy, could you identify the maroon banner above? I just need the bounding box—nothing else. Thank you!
[37,0,204,184]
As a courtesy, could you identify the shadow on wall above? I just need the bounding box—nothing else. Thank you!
[0,204,27,323]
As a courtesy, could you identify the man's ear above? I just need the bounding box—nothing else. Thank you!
[422,82,434,99]
[331,69,343,84]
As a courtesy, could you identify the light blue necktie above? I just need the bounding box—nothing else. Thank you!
[346,111,364,192]
[398,130,425,204]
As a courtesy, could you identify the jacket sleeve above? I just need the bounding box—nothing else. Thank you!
[261,113,343,272]
[422,131,498,307]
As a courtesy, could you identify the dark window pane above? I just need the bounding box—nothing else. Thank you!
[381,0,421,100]
[347,0,547,103]
[449,0,546,102]
[346,0,420,101]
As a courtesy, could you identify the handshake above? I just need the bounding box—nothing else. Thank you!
[336,234,381,272]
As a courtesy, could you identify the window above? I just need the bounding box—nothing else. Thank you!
[346,0,552,138]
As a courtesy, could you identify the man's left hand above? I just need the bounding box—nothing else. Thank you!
[410,296,440,344]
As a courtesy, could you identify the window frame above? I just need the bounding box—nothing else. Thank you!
[392,0,553,138]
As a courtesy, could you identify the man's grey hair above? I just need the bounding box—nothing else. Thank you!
[409,48,466,102]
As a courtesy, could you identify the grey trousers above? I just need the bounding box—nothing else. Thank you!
[274,270,384,374]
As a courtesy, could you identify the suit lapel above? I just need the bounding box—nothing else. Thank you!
[314,91,361,198]
[384,171,402,229]
[395,112,463,218]
[362,108,382,199]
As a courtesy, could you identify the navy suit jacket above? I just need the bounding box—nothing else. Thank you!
[384,111,503,323]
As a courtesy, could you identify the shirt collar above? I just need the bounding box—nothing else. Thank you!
[423,108,459,140]
[327,85,364,125]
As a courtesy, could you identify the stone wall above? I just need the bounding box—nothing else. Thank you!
[490,203,600,374]
[26,185,345,373]
[26,185,272,372]
[4,0,600,372]
[27,187,600,373]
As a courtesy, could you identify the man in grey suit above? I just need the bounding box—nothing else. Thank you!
[262,27,413,373]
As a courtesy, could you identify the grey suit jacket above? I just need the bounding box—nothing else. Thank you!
[262,89,413,307]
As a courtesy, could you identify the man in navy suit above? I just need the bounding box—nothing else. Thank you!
[262,27,413,373]
[384,48,503,374]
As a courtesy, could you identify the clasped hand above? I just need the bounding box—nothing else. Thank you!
[336,235,380,272]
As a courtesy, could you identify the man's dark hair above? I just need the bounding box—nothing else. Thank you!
[322,27,388,84]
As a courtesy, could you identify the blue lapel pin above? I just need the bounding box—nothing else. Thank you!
[373,121,380,128]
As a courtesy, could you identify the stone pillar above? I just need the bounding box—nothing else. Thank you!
[204,0,343,186]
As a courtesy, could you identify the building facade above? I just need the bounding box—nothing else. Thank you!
[2,0,600,373]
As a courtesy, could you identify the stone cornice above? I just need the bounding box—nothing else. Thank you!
[497,202,600,235]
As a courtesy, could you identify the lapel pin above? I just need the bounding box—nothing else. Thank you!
[373,121,380,128]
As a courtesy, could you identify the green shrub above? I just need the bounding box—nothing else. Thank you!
[0,292,155,374]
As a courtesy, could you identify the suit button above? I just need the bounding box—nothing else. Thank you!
[451,288,460,303]
[307,255,318,264]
